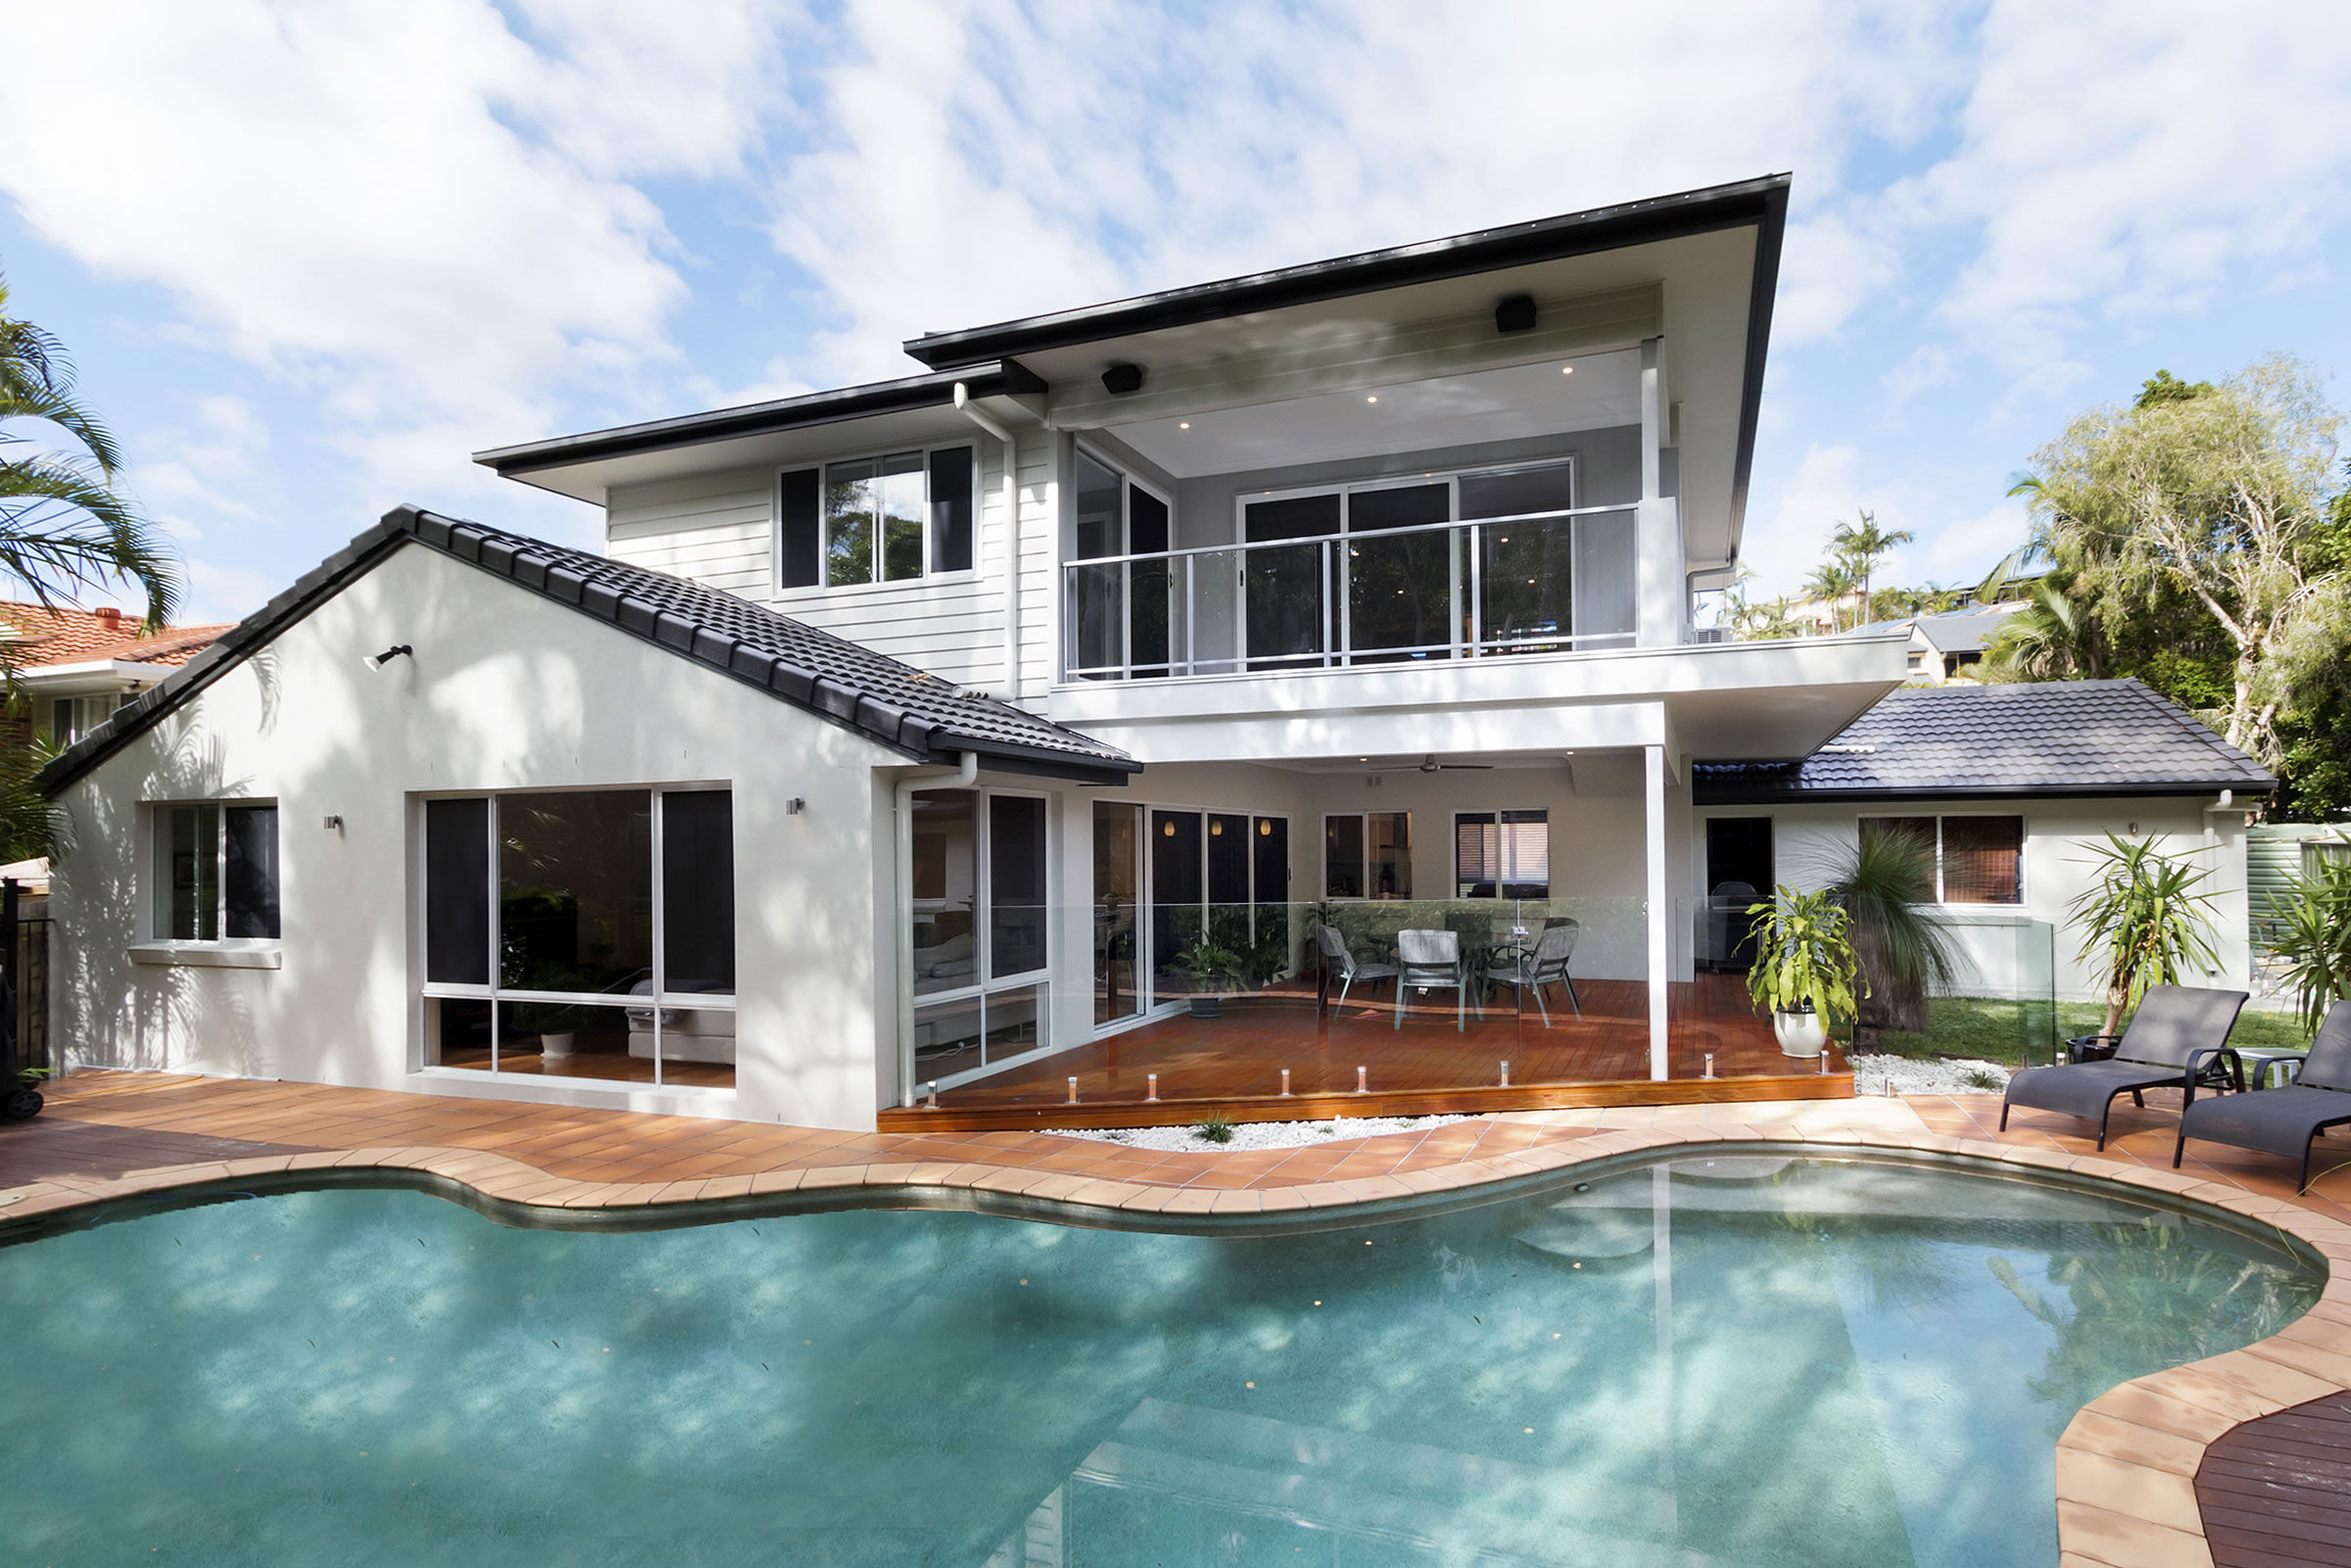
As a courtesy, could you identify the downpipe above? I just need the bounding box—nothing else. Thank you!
[953,383,1022,702]
[893,751,978,1107]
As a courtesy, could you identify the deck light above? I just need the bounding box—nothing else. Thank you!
[361,643,412,671]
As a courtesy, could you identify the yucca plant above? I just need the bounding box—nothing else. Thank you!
[1745,884,1864,1031]
[2067,833,2222,1036]
[2264,856,2351,1032]
[1829,824,1959,1041]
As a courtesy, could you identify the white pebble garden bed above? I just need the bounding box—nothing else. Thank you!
[1050,1114,1472,1153]
[1846,1053,2015,1097]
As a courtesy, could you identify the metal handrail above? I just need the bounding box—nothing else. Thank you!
[1062,501,1635,570]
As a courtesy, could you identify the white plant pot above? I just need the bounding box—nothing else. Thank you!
[540,1031,575,1058]
[1772,1009,1827,1059]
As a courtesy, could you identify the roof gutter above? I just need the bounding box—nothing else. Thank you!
[954,384,1022,702]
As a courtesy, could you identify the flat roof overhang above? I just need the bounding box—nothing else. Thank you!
[470,360,1046,504]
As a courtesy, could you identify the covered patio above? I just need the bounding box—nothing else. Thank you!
[884,974,1849,1131]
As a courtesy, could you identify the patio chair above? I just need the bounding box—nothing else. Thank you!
[1492,920,1582,1024]
[1315,924,1398,1016]
[1999,984,2249,1151]
[2174,1000,2351,1194]
[1393,928,1480,1032]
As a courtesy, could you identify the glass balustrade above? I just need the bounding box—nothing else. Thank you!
[1061,503,1641,681]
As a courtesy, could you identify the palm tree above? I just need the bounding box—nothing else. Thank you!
[1801,559,1859,633]
[1830,508,1915,619]
[1980,574,2103,682]
[0,272,179,624]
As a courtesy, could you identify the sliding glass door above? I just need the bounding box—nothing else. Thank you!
[908,787,1051,1089]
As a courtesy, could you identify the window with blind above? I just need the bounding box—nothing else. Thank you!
[1455,810,1549,899]
[1861,815,2023,904]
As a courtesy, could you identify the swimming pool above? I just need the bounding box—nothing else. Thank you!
[0,1152,2321,1567]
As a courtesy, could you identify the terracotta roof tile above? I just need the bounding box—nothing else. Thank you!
[0,603,233,670]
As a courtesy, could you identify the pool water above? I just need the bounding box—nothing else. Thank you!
[0,1156,2320,1567]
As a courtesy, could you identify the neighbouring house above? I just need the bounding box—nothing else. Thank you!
[1843,600,2023,685]
[1,602,233,753]
[32,174,2278,1132]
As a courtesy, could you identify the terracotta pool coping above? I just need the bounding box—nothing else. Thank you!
[3,1113,2342,1565]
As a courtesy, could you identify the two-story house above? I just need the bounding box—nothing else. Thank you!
[36,174,2269,1132]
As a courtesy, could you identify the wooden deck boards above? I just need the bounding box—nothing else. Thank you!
[2197,1391,2351,1567]
[888,974,1850,1130]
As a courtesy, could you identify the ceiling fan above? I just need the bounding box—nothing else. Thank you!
[1420,753,1492,773]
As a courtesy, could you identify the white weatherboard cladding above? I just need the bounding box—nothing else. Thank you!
[1709,794,2255,1006]
[48,543,911,1131]
[605,422,1058,699]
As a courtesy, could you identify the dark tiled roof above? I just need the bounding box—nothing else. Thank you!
[38,506,1137,795]
[1693,680,2275,803]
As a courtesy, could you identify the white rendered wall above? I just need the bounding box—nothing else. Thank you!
[1696,795,2257,1005]
[49,543,909,1130]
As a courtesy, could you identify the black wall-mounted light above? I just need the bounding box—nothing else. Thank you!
[361,643,413,671]
[1495,294,1537,334]
[1101,361,1145,395]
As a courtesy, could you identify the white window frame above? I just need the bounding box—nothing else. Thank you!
[907,785,1059,1092]
[773,441,980,600]
[415,782,737,1092]
[1320,810,1413,901]
[1066,446,1176,679]
[1453,808,1551,900]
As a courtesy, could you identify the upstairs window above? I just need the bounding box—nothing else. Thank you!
[154,801,279,940]
[51,693,129,747]
[777,446,974,592]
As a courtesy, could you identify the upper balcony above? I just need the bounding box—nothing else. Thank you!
[1065,489,1638,681]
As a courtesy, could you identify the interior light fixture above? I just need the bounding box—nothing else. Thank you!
[1162,821,1175,836]
[361,643,413,671]
[1210,821,1223,836]
[1258,820,1271,836]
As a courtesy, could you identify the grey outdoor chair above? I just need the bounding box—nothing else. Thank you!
[2175,1000,2351,1193]
[1393,928,1479,1031]
[2000,984,2249,1150]
[1492,920,1582,1025]
[1315,924,1398,1016]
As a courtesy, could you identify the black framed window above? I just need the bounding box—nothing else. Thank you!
[777,447,976,592]
[153,801,278,941]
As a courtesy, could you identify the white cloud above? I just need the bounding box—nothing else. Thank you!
[767,0,1974,384]
[0,0,794,486]
[1902,2,2351,355]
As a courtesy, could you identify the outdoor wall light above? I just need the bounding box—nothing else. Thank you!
[361,643,412,671]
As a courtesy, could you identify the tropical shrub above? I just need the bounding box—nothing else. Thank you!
[1828,824,1959,1041]
[2264,856,2351,1032]
[2066,833,2222,1036]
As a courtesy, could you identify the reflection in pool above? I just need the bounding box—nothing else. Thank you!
[0,1156,2321,1567]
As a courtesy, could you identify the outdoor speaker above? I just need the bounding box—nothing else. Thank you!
[1101,362,1145,395]
[1495,294,1537,334]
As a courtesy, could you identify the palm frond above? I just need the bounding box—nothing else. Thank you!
[0,455,181,623]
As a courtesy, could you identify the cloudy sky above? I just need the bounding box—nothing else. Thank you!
[2,0,2347,622]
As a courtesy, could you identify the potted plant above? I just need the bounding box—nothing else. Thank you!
[2067,832,2222,1039]
[1745,885,1863,1058]
[1176,937,1244,1018]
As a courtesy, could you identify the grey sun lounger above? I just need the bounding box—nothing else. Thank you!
[2000,984,2249,1150]
[2175,999,2351,1193]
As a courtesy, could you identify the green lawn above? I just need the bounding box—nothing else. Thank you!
[1869,998,2311,1069]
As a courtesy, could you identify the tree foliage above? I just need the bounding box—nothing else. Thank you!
[0,271,179,625]
[2012,356,2347,769]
